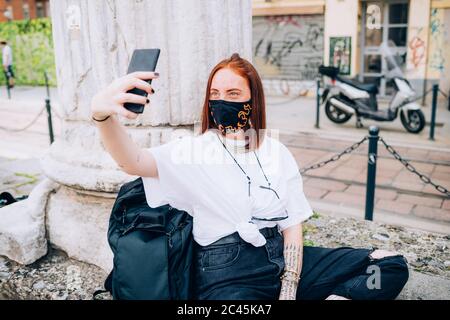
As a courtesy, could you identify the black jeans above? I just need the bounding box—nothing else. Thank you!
[4,65,14,79]
[193,226,409,300]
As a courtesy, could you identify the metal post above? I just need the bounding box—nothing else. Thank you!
[365,126,379,221]
[447,90,450,112]
[44,72,54,144]
[315,78,320,128]
[44,71,50,99]
[429,84,438,140]
[45,98,54,144]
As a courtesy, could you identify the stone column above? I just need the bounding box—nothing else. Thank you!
[0,0,252,271]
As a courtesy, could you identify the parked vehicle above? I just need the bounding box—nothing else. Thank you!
[318,65,426,134]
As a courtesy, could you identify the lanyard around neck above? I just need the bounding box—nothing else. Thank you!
[215,133,271,197]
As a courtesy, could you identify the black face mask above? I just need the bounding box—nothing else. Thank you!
[209,99,252,133]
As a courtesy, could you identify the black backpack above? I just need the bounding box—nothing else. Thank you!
[94,177,194,300]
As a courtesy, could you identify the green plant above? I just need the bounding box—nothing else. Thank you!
[311,211,321,219]
[303,239,315,247]
[0,18,56,86]
[13,172,40,188]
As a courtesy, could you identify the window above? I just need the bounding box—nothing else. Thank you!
[388,27,407,47]
[389,3,408,24]
[4,5,13,20]
[36,2,45,18]
[23,3,30,20]
[364,55,382,73]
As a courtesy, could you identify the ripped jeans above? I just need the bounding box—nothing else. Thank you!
[193,226,409,300]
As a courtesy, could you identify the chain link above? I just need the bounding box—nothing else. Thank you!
[0,104,62,132]
[438,88,448,99]
[300,136,368,174]
[50,105,63,119]
[379,137,450,197]
[0,105,46,132]
[408,88,433,104]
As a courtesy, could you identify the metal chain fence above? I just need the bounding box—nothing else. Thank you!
[299,135,450,198]
[0,105,46,132]
[300,136,368,174]
[0,104,61,132]
[379,137,450,197]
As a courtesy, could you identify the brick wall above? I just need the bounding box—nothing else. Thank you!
[0,0,49,22]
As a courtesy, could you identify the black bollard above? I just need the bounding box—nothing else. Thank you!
[44,72,54,144]
[447,90,450,111]
[44,71,51,99]
[45,98,54,144]
[365,126,379,221]
[315,78,320,129]
[429,84,438,140]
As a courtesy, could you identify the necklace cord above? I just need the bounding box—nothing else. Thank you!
[215,133,289,220]
[216,133,272,195]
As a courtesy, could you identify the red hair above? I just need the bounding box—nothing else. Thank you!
[200,53,266,150]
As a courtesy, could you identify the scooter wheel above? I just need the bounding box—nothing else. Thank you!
[325,98,352,124]
[400,109,425,134]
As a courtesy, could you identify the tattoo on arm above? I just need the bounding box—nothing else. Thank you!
[279,242,303,299]
[279,278,297,299]
[284,243,303,274]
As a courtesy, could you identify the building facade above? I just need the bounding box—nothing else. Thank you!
[0,0,50,22]
[253,0,450,97]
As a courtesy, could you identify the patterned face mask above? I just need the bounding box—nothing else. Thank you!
[209,99,252,134]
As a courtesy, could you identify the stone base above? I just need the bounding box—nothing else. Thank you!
[46,184,118,272]
[0,178,59,265]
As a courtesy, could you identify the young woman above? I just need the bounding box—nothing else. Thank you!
[90,53,409,300]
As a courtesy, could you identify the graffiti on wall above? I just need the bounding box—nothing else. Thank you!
[428,8,448,74]
[425,7,450,94]
[252,14,324,85]
[408,28,426,69]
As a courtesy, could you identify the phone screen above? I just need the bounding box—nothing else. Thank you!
[124,48,160,113]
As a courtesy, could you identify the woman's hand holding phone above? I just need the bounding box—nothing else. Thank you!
[90,71,159,121]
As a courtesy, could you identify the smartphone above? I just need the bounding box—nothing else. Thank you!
[124,48,160,113]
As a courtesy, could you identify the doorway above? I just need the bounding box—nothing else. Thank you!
[359,0,409,96]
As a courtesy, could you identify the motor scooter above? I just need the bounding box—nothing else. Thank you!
[319,52,426,133]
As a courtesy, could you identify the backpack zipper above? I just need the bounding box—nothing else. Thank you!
[121,206,126,225]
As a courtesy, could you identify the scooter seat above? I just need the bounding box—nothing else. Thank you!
[337,76,378,94]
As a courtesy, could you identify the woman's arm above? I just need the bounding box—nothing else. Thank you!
[91,71,160,178]
[279,223,303,300]
[94,115,158,178]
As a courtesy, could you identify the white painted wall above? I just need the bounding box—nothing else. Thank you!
[323,0,359,77]
[405,0,431,81]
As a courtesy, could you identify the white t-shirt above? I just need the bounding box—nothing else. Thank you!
[2,45,12,66]
[142,130,313,247]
